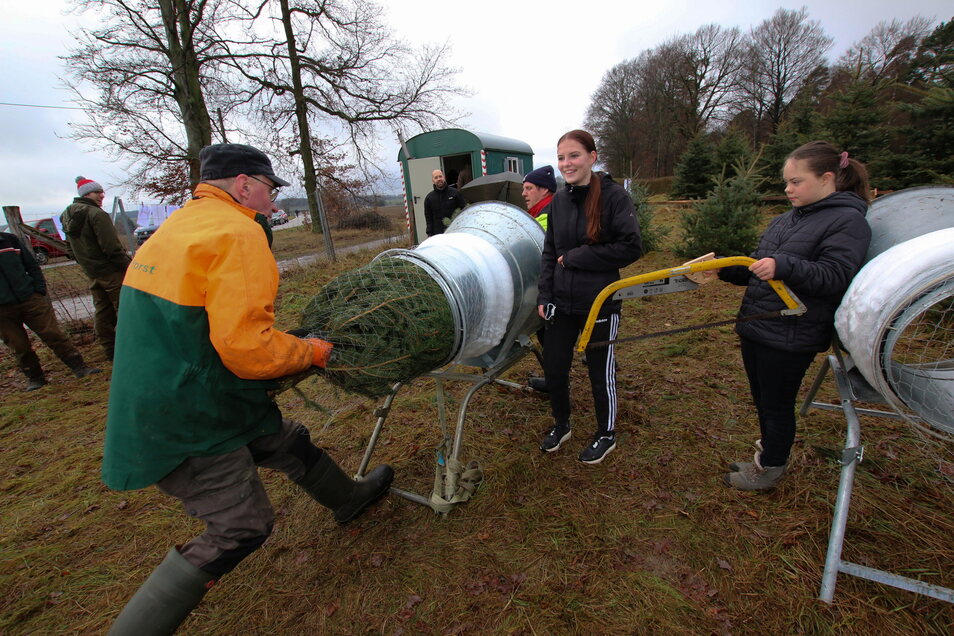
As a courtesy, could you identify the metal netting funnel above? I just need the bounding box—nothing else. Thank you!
[296,201,543,398]
[379,201,544,368]
[836,227,954,436]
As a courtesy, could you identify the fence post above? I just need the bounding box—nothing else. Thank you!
[2,206,37,261]
[111,197,137,256]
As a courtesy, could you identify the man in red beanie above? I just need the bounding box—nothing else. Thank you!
[104,143,393,634]
[60,176,130,360]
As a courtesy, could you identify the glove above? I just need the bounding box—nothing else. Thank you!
[308,338,334,368]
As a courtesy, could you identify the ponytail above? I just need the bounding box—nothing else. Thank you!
[584,176,602,243]
[558,129,603,243]
[836,157,870,202]
[787,141,871,202]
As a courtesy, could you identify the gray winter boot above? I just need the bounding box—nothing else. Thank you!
[728,439,763,472]
[295,453,394,524]
[723,447,786,491]
[108,548,215,635]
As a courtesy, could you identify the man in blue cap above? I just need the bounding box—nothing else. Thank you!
[522,165,557,393]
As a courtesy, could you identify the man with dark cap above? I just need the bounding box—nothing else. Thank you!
[103,143,394,634]
[523,165,557,393]
[522,165,556,231]
[60,176,131,360]
[0,231,100,391]
[424,169,466,237]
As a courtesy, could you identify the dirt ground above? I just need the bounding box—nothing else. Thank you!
[1,206,951,634]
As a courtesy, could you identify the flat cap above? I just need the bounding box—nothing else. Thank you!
[199,143,290,186]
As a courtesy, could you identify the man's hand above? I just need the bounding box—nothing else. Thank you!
[308,338,334,368]
[749,257,777,281]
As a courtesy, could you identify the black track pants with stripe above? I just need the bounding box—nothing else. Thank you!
[543,310,619,435]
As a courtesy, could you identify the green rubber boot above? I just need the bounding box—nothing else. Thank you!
[296,452,394,524]
[108,548,215,635]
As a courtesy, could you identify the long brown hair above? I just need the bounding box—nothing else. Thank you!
[786,141,871,202]
[558,129,602,243]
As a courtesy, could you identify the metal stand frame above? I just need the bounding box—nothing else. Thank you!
[800,346,954,604]
[354,342,541,515]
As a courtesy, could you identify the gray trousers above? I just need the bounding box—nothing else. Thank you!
[0,292,81,378]
[156,419,319,578]
[88,269,124,359]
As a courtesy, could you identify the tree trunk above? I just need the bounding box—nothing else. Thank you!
[278,0,336,261]
[159,0,213,189]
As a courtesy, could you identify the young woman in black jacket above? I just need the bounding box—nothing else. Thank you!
[719,140,872,490]
[537,129,642,464]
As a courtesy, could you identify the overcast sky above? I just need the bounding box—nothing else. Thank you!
[1,0,949,221]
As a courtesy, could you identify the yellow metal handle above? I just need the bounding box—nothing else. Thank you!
[575,256,806,352]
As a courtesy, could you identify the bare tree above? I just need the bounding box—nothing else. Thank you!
[837,17,934,83]
[740,7,833,141]
[680,24,747,134]
[220,0,463,251]
[62,0,242,200]
[584,60,642,176]
[586,24,745,179]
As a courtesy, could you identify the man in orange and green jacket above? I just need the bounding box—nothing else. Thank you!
[103,144,393,635]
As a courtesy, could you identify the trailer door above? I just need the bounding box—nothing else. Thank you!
[408,157,442,244]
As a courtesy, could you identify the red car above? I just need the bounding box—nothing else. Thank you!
[26,218,72,265]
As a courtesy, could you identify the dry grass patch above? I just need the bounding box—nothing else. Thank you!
[1,209,952,634]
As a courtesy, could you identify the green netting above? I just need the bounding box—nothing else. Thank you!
[288,257,456,397]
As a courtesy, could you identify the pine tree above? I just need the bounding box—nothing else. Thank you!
[713,128,754,179]
[670,134,717,199]
[678,158,764,259]
[820,82,888,174]
[627,179,669,254]
[758,95,818,192]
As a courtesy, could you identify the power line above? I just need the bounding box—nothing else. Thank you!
[0,101,84,111]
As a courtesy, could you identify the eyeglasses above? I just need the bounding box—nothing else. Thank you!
[248,175,281,201]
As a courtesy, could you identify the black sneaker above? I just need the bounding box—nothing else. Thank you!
[579,434,616,464]
[540,421,571,452]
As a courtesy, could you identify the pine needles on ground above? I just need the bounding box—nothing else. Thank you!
[297,257,456,397]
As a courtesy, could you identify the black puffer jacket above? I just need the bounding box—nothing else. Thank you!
[719,191,871,352]
[0,232,45,305]
[538,172,642,316]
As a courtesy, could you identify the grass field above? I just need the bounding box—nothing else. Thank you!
[1,205,951,634]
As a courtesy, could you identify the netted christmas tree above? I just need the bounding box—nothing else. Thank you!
[277,257,457,397]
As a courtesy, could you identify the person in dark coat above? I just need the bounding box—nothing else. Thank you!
[719,141,872,490]
[423,169,466,237]
[0,232,99,390]
[537,130,642,464]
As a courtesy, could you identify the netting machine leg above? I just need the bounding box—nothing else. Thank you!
[818,354,954,604]
[819,354,862,603]
[354,346,535,514]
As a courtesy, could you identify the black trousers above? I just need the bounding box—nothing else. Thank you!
[740,337,817,467]
[543,310,619,435]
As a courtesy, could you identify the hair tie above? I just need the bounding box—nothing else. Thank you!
[839,151,849,169]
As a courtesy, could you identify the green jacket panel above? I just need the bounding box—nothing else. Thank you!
[102,286,282,490]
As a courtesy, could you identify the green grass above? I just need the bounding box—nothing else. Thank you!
[1,207,952,634]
